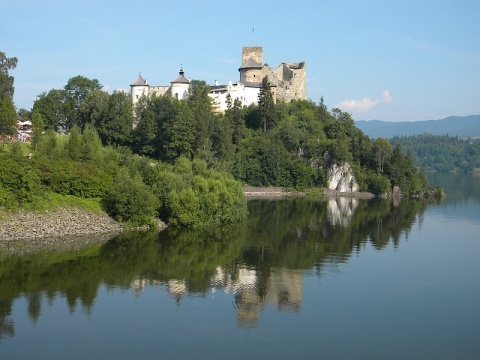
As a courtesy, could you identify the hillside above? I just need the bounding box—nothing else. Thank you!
[355,115,480,139]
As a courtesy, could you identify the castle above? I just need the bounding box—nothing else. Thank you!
[130,46,306,112]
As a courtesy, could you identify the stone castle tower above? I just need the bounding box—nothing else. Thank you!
[239,46,307,102]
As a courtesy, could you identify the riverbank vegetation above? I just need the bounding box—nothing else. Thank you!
[29,76,434,197]
[0,129,247,228]
[1,52,440,227]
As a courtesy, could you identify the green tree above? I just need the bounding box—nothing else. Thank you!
[319,96,327,122]
[78,89,110,130]
[0,52,18,101]
[66,125,82,161]
[226,95,245,152]
[160,100,195,162]
[372,138,392,172]
[366,172,390,195]
[0,97,17,146]
[132,96,161,157]
[210,113,235,169]
[30,111,45,151]
[64,76,103,130]
[188,80,213,158]
[32,89,67,131]
[80,124,103,162]
[36,130,59,159]
[258,76,276,132]
[103,168,159,227]
[387,143,409,192]
[9,141,24,158]
[97,91,133,146]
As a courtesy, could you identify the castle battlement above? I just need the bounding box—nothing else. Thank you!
[130,46,306,112]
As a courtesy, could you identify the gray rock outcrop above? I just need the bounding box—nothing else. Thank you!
[327,163,360,193]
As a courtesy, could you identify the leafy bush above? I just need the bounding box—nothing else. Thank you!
[366,172,391,195]
[0,155,42,206]
[160,158,247,227]
[0,183,18,210]
[103,168,159,227]
[38,159,112,198]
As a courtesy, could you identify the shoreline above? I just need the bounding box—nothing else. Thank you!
[1,187,374,242]
[0,207,124,241]
[242,186,305,197]
[243,186,376,199]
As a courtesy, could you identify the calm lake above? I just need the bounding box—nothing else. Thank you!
[1,173,479,359]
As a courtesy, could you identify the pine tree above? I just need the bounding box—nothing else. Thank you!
[225,95,245,152]
[257,76,276,132]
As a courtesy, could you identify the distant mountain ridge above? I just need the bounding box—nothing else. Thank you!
[355,115,480,139]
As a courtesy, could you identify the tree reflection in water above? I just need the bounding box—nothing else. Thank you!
[0,196,429,332]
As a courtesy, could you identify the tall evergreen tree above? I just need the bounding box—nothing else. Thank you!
[257,76,276,132]
[225,95,245,152]
[188,80,213,158]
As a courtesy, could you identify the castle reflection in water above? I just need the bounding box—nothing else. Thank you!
[128,197,363,328]
[129,266,303,329]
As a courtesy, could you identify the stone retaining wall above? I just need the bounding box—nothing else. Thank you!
[0,208,124,241]
[242,186,305,197]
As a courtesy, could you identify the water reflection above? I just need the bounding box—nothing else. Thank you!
[327,196,359,227]
[0,196,430,333]
[214,266,303,328]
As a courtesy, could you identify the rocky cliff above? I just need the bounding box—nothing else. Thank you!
[327,163,360,193]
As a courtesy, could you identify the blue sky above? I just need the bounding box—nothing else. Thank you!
[1,0,479,121]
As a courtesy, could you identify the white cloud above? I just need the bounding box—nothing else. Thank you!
[382,90,393,103]
[336,90,393,113]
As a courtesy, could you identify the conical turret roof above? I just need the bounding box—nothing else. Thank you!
[171,67,190,84]
[131,73,147,86]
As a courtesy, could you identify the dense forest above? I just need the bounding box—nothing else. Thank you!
[1,51,439,227]
[29,75,432,195]
[390,134,480,172]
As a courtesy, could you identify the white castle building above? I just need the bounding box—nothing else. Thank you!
[130,46,306,113]
[130,66,190,104]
